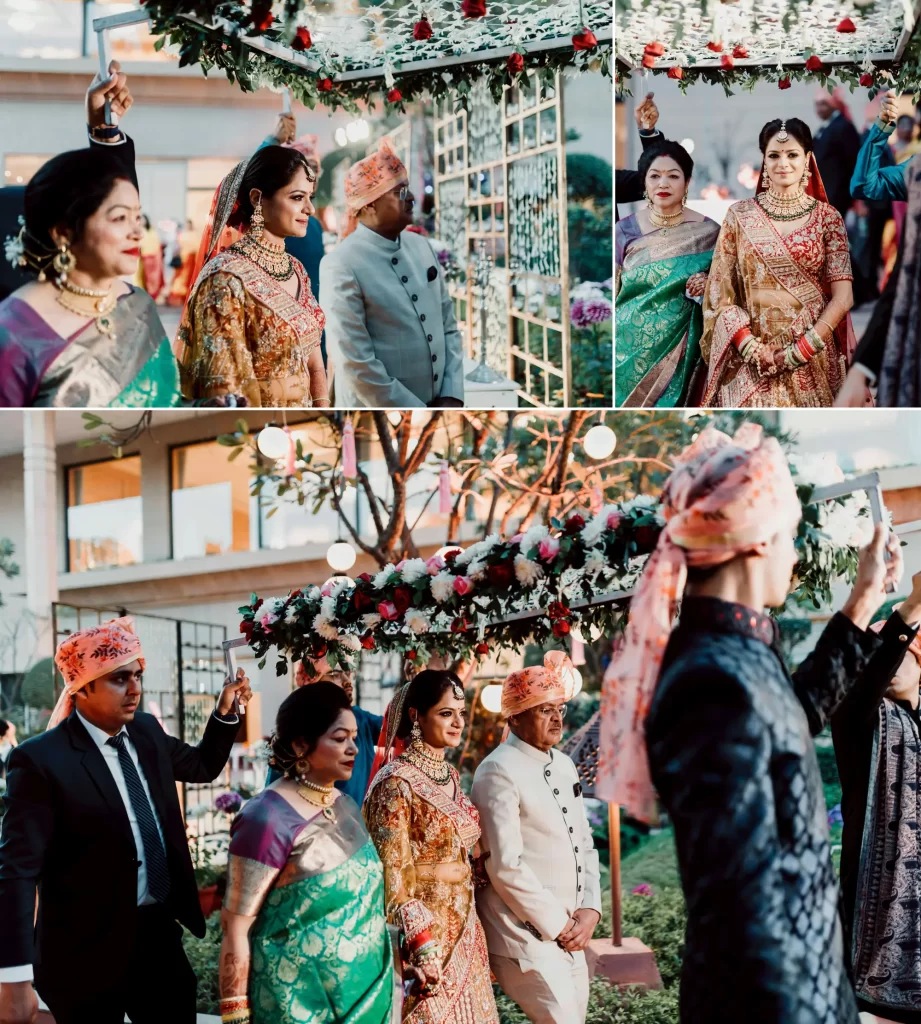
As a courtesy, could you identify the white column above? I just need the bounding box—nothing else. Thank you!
[23,410,59,658]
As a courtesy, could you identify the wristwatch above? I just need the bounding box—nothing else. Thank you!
[88,123,121,142]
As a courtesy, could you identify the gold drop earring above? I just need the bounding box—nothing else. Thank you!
[52,242,77,285]
[250,197,265,241]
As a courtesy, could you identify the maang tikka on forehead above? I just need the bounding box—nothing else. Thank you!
[776,120,789,143]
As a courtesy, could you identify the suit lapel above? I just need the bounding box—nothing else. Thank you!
[66,713,135,851]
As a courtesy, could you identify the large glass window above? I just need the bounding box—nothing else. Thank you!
[66,457,143,572]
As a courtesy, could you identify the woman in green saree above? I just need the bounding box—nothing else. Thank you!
[615,140,720,407]
[219,682,397,1024]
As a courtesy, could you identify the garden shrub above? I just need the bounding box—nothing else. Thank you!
[182,912,222,1014]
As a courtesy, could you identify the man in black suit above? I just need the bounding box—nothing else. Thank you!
[615,94,667,219]
[813,89,862,218]
[0,617,251,1024]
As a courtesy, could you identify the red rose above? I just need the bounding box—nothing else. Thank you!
[313,642,328,658]
[552,620,571,638]
[240,620,254,639]
[290,589,303,599]
[641,54,656,69]
[318,77,333,92]
[860,72,874,87]
[407,650,418,661]
[666,66,683,80]
[778,76,792,90]
[378,601,400,621]
[572,28,597,51]
[291,26,312,50]
[360,634,375,650]
[357,572,373,583]
[507,52,524,75]
[547,601,568,621]
[353,590,376,613]
[706,40,723,52]
[393,585,414,613]
[461,0,486,18]
[633,524,661,554]
[644,41,665,57]
[413,17,433,40]
[251,4,273,31]
[732,45,748,58]
[836,17,856,32]
[805,55,823,71]
[720,54,734,69]
[451,616,470,634]
[387,88,403,104]
[487,562,513,587]
[475,642,490,656]
[565,514,585,534]
[444,549,459,564]
[253,598,264,611]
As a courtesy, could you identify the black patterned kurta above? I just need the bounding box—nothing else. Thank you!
[645,596,881,1024]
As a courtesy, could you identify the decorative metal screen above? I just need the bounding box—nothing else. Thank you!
[434,73,570,406]
[51,604,232,860]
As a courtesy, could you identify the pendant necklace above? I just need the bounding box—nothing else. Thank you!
[54,279,118,335]
[296,776,337,821]
[649,207,684,235]
[400,742,453,786]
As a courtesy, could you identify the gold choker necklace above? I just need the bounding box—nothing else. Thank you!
[232,232,294,281]
[757,187,816,222]
[649,207,684,229]
[54,279,117,334]
[296,775,336,820]
[400,741,452,786]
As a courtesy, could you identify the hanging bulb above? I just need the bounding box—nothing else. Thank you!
[257,425,289,460]
[480,684,504,714]
[327,541,357,572]
[583,425,617,460]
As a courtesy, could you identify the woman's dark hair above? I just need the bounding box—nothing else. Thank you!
[637,140,694,183]
[270,681,351,775]
[0,719,8,739]
[228,146,316,229]
[396,670,464,740]
[142,214,151,231]
[758,118,813,154]
[22,148,136,275]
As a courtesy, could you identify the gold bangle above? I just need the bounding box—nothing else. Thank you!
[816,318,836,338]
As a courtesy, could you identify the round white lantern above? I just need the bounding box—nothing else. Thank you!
[257,425,290,460]
[327,541,357,572]
[435,545,464,560]
[582,424,617,460]
[571,622,603,644]
[480,684,504,714]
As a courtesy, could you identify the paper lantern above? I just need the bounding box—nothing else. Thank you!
[582,424,617,460]
[257,425,289,460]
[326,542,357,572]
[480,684,504,713]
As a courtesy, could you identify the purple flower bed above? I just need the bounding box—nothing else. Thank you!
[214,791,243,815]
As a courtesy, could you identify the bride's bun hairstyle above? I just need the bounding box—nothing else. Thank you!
[395,670,465,740]
[228,146,316,230]
[759,118,813,153]
[637,140,695,183]
[268,681,351,777]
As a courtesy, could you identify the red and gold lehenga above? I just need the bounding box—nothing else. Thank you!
[364,754,499,1024]
[175,160,327,407]
[701,154,857,407]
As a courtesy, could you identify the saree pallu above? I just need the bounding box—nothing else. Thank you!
[0,288,180,407]
[879,161,921,406]
[177,249,325,407]
[615,218,720,407]
[852,701,921,1018]
[364,761,499,1024]
[226,791,395,1024]
[701,198,855,408]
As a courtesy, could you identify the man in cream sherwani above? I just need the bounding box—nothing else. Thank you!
[471,652,602,1024]
[320,138,465,408]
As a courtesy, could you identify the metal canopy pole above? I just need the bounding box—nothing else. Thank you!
[93,8,154,123]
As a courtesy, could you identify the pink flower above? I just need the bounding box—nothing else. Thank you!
[453,576,474,596]
[571,297,612,328]
[320,579,336,597]
[537,536,560,562]
[426,555,446,574]
[510,533,524,544]
[632,883,654,896]
[607,511,623,530]
[378,601,400,621]
[395,559,407,571]
[260,612,278,630]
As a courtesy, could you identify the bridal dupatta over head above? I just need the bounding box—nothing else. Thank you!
[175,158,325,407]
[700,152,857,408]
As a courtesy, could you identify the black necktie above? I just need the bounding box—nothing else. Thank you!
[107,732,170,903]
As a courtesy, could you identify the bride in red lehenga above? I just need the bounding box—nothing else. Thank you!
[699,116,860,408]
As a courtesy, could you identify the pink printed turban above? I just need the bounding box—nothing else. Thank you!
[870,606,921,665]
[49,617,145,730]
[502,651,578,718]
[342,138,407,239]
[596,424,801,822]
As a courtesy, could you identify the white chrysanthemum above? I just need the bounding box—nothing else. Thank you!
[466,559,487,581]
[373,564,397,589]
[456,534,500,566]
[405,609,431,634]
[339,633,362,651]
[473,595,492,609]
[581,505,619,548]
[788,452,844,488]
[430,571,456,603]
[305,585,321,602]
[3,217,24,271]
[570,281,607,303]
[621,494,659,514]
[584,551,608,576]
[514,554,544,586]
[320,595,337,619]
[362,613,382,629]
[312,614,339,641]
[399,558,428,584]
[270,597,287,614]
[519,524,549,555]
[284,604,299,624]
[433,611,453,632]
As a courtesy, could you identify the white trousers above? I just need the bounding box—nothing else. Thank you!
[490,948,590,1024]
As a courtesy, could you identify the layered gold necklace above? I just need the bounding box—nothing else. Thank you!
[757,186,817,222]
[296,775,336,821]
[400,741,453,786]
[649,207,684,233]
[231,232,294,281]
[54,279,117,334]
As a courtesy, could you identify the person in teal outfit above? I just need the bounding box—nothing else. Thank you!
[615,140,720,407]
[0,62,181,408]
[219,682,397,1024]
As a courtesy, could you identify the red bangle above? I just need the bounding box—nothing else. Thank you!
[731,326,752,350]
[798,335,814,360]
[407,929,433,952]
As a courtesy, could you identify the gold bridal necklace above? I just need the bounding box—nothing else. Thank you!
[54,278,117,335]
[400,731,453,786]
[232,233,295,282]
